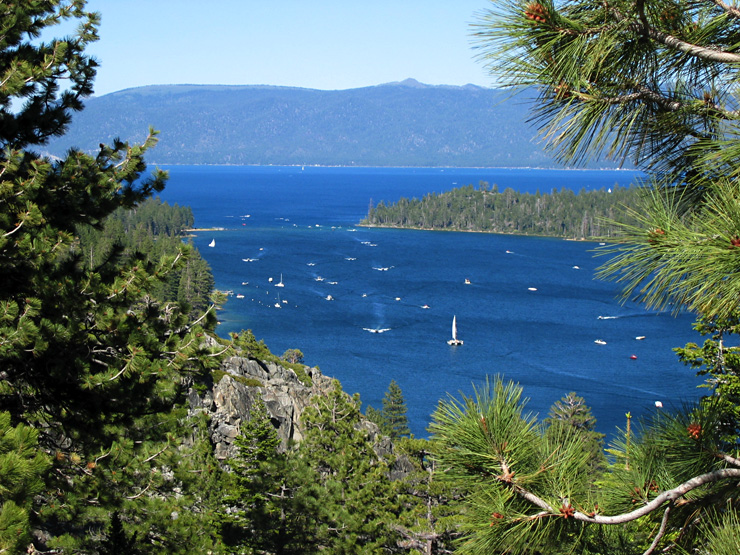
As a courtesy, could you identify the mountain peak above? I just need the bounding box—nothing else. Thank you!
[382,78,427,88]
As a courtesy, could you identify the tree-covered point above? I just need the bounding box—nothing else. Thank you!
[361,181,642,239]
[75,197,214,315]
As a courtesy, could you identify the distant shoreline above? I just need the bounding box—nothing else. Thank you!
[155,162,640,172]
[357,223,607,243]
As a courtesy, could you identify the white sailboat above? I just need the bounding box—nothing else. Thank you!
[208,239,215,247]
[275,273,284,287]
[447,315,463,345]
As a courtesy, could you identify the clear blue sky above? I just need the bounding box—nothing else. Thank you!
[76,1,496,96]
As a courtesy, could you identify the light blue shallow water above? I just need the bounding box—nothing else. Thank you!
[158,165,702,439]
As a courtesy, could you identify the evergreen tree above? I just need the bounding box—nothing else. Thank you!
[392,436,462,554]
[0,413,50,552]
[366,380,411,440]
[0,3,227,550]
[674,315,740,443]
[544,391,606,474]
[222,396,318,554]
[298,380,401,553]
[430,377,740,554]
[382,380,411,439]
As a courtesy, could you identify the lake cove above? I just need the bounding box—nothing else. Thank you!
[159,165,701,438]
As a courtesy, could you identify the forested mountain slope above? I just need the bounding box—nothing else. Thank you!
[43,80,613,168]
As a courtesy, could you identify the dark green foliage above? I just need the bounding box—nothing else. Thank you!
[431,376,740,555]
[674,315,740,443]
[222,396,318,554]
[392,436,462,553]
[363,182,642,239]
[297,381,402,553]
[366,380,411,440]
[545,392,606,474]
[100,512,139,555]
[76,196,214,317]
[225,382,406,553]
[0,4,228,550]
[0,413,50,552]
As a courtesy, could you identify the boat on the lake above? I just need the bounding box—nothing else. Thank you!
[208,239,215,247]
[447,315,463,346]
[364,327,391,334]
[275,273,284,287]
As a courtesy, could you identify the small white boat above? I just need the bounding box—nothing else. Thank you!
[275,273,284,287]
[364,327,391,334]
[447,315,463,346]
[274,294,282,308]
[208,239,215,247]
[465,278,471,284]
[325,295,334,301]
[636,336,646,340]
[594,339,607,345]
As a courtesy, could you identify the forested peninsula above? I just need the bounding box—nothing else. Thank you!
[361,182,642,240]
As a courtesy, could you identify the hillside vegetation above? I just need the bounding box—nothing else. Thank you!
[76,197,214,315]
[362,182,642,239]
[43,80,612,168]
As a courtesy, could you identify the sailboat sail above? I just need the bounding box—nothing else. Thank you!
[208,239,215,247]
[447,315,463,345]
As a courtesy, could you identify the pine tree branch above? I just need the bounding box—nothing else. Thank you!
[501,467,740,524]
[720,452,740,467]
[710,0,740,18]
[608,6,740,64]
[643,502,672,555]
[125,482,151,500]
[640,23,740,63]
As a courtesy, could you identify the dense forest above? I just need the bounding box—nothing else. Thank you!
[362,182,643,239]
[75,197,214,315]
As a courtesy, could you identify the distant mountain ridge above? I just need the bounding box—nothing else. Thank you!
[43,79,594,167]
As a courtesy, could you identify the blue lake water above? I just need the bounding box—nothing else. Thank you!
[158,165,702,439]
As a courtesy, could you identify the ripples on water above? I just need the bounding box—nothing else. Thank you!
[160,166,702,439]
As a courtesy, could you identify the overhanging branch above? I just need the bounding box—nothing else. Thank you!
[501,467,740,525]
